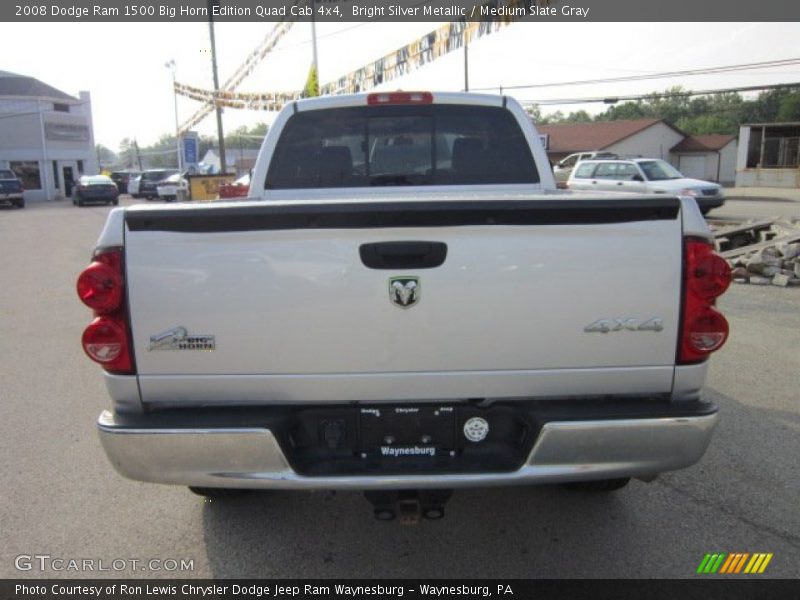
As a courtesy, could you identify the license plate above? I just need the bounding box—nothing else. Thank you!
[359,405,456,458]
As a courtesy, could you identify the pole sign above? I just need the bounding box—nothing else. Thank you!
[182,131,199,167]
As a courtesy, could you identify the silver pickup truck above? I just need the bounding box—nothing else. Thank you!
[78,92,731,520]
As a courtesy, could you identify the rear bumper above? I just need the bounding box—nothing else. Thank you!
[97,399,719,490]
[695,195,725,211]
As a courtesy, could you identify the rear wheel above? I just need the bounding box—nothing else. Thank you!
[562,478,631,492]
[15,198,25,208]
[188,486,250,499]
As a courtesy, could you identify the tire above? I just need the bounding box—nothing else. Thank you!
[562,478,631,492]
[112,198,119,206]
[188,486,250,499]
[15,198,25,209]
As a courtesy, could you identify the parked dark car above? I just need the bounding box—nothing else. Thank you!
[139,169,179,200]
[72,175,119,206]
[0,169,25,208]
[109,170,140,194]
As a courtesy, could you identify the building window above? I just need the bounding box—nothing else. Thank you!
[77,160,84,174]
[52,161,59,186]
[54,103,70,112]
[746,128,762,168]
[746,125,800,168]
[10,161,41,190]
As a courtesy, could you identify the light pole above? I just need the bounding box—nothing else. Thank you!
[165,59,182,171]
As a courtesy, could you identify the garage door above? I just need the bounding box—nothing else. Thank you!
[680,155,707,180]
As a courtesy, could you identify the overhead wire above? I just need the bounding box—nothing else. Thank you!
[471,58,800,92]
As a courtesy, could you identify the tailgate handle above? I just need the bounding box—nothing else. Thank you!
[359,241,447,269]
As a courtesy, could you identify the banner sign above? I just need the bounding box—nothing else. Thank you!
[43,122,90,142]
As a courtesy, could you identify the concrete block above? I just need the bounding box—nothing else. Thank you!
[772,273,791,287]
[749,276,771,285]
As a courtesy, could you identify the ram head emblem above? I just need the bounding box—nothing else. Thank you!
[389,277,420,309]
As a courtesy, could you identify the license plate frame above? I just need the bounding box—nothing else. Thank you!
[359,405,456,458]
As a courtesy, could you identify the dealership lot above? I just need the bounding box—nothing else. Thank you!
[1,198,798,579]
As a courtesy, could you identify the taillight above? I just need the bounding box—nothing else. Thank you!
[77,247,134,374]
[82,317,131,372]
[367,92,433,105]
[678,239,731,364]
[76,261,122,313]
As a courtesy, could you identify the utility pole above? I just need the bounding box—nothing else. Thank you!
[165,59,182,171]
[310,0,319,91]
[463,35,469,92]
[208,0,227,174]
[133,139,143,171]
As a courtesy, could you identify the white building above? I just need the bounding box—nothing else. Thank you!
[735,122,800,188]
[0,70,98,201]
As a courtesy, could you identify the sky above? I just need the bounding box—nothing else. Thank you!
[1,21,799,152]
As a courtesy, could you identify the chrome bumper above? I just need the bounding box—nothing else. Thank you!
[97,409,719,490]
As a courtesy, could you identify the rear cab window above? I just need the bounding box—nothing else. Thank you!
[0,169,17,179]
[265,104,539,189]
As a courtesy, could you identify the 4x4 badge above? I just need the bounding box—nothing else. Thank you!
[389,276,420,309]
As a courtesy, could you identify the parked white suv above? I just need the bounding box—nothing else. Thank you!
[552,151,617,187]
[566,158,725,215]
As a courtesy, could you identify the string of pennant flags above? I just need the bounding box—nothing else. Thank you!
[179,20,297,132]
[175,0,529,127]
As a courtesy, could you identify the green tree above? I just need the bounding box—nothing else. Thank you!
[563,110,592,123]
[303,64,319,98]
[95,144,117,169]
[524,104,543,122]
[117,138,136,169]
[224,123,268,151]
[597,101,648,121]
[776,92,800,121]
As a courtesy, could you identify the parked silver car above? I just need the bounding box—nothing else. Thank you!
[552,151,617,187]
[566,158,725,214]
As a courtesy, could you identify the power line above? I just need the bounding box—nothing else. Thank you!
[472,57,800,92]
[519,81,800,107]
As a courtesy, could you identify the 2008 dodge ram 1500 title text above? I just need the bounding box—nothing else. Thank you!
[78,92,731,520]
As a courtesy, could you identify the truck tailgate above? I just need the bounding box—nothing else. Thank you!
[124,198,682,405]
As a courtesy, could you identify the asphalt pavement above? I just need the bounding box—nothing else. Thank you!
[1,197,798,579]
